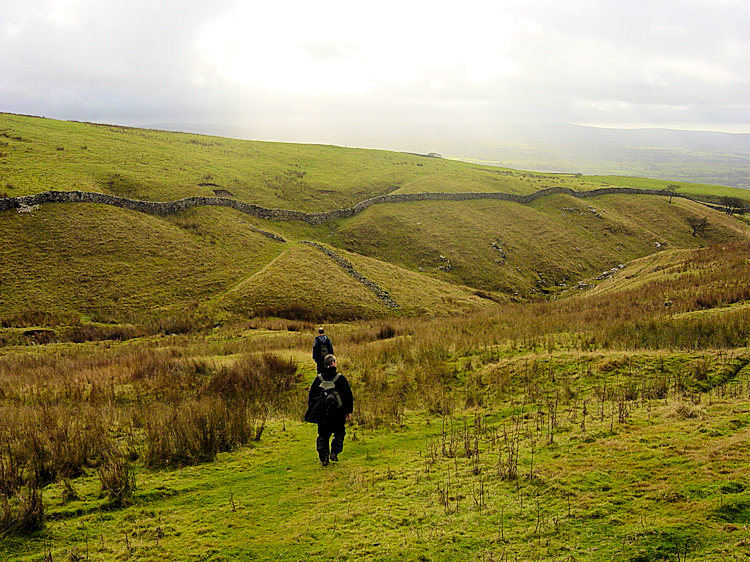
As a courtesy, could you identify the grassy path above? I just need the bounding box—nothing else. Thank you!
[5,419,436,561]
[4,394,749,560]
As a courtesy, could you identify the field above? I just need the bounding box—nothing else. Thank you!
[1,115,749,560]
[2,114,749,324]
[3,113,748,209]
[451,124,750,190]
[1,242,749,560]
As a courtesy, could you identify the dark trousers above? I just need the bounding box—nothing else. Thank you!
[316,419,346,462]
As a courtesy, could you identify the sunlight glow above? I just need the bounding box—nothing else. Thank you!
[195,1,520,95]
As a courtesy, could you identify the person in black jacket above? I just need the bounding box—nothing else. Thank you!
[312,327,334,373]
[307,354,353,466]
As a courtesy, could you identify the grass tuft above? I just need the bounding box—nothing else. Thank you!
[0,485,44,538]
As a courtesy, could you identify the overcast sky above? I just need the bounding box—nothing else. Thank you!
[1,0,748,147]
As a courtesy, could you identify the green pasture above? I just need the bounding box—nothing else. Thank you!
[2,113,749,323]
[1,191,747,323]
[0,238,748,560]
[4,114,746,213]
[2,343,748,561]
[589,176,750,203]
[0,114,536,208]
[331,194,748,297]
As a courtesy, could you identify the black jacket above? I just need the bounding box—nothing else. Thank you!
[307,366,353,419]
[312,335,334,363]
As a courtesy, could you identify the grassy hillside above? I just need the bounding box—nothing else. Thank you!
[332,194,748,297]
[1,113,535,210]
[585,245,749,299]
[1,114,749,324]
[2,191,743,323]
[5,396,748,561]
[1,116,749,560]
[589,175,750,202]
[216,243,388,320]
[214,243,497,320]
[3,114,747,210]
[1,243,748,560]
[0,204,283,320]
[0,200,502,323]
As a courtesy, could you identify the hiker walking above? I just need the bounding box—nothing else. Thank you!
[312,327,334,373]
[305,354,353,467]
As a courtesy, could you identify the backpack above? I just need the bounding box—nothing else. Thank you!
[304,373,342,424]
[314,336,331,362]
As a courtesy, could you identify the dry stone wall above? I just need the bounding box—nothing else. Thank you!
[0,190,286,241]
[301,241,399,309]
[0,187,707,225]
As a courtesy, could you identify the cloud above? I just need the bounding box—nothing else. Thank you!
[194,1,521,96]
[0,0,747,138]
[0,0,233,118]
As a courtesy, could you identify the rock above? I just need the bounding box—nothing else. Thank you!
[491,240,507,259]
[596,265,623,280]
[17,204,39,214]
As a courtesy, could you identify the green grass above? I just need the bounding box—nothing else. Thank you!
[331,194,748,297]
[587,246,749,299]
[588,175,750,203]
[1,241,749,560]
[5,114,745,212]
[1,114,557,209]
[342,246,505,314]
[215,242,499,321]
[2,114,749,323]
[3,351,747,561]
[2,115,750,561]
[216,243,391,320]
[0,204,282,319]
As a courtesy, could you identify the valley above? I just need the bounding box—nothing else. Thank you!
[0,114,748,560]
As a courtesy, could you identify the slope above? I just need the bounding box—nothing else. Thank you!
[215,242,500,320]
[3,114,745,212]
[581,242,750,307]
[0,113,532,210]
[330,193,749,298]
[0,204,284,321]
[1,114,749,323]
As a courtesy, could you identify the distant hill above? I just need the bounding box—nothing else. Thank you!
[138,120,750,189]
[452,124,750,190]
[1,114,748,323]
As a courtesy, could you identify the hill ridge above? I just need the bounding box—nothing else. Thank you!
[2,186,739,225]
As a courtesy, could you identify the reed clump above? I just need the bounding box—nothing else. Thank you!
[139,352,301,467]
[98,454,136,507]
[0,485,44,537]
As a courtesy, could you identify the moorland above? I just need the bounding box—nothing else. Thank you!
[0,113,749,560]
